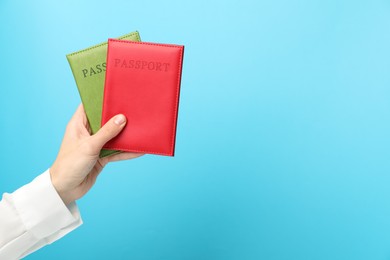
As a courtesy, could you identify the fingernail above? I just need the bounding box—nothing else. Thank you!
[114,114,126,125]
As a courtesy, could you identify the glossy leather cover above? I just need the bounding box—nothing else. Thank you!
[101,39,184,156]
[66,32,141,157]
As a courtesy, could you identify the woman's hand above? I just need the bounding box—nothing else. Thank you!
[50,104,144,205]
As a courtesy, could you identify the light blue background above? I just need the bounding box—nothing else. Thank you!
[1,0,390,259]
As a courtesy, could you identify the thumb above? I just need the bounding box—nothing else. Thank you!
[90,114,127,150]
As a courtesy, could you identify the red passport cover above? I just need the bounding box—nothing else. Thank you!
[101,39,184,156]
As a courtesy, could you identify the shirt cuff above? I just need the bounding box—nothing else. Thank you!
[11,169,82,240]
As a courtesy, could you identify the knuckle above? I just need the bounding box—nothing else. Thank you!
[100,126,111,136]
[65,122,73,132]
[100,125,115,137]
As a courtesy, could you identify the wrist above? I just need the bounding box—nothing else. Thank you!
[49,167,74,206]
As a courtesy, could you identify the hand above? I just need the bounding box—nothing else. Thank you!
[50,104,144,205]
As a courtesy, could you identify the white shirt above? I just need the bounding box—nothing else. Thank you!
[0,169,82,259]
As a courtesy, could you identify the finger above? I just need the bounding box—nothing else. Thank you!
[77,104,89,127]
[70,104,85,122]
[89,114,127,150]
[89,163,104,184]
[103,152,145,164]
[86,121,92,135]
[67,104,87,128]
[67,104,92,137]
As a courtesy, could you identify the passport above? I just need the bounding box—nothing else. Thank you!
[101,39,185,156]
[66,31,141,158]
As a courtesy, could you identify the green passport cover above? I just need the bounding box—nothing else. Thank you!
[66,31,141,158]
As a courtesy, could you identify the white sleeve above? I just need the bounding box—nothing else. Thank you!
[0,169,82,259]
